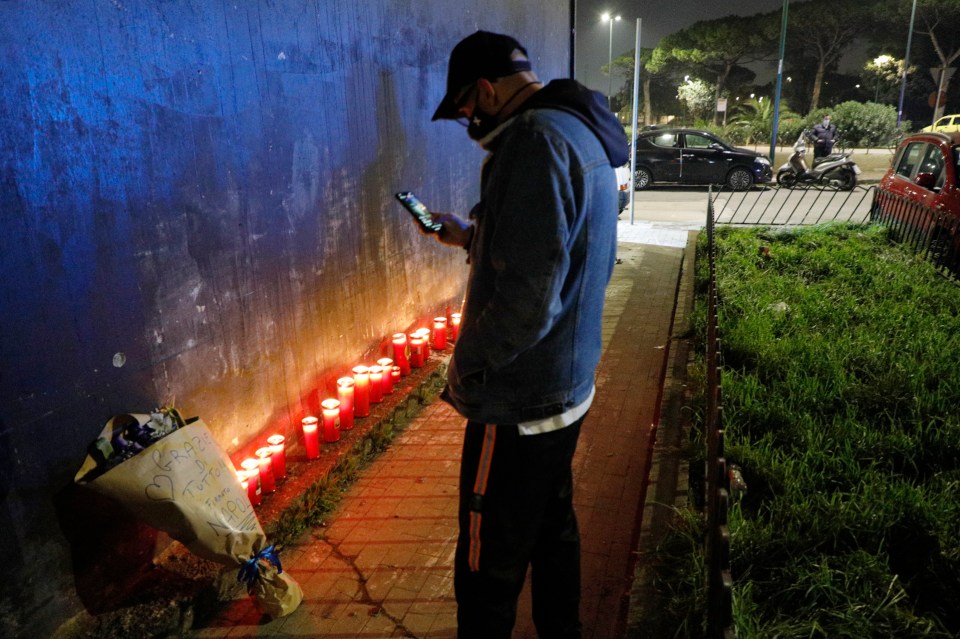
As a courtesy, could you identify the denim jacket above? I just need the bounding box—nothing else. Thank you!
[441,104,619,424]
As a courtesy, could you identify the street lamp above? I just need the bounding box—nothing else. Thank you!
[601,12,621,109]
[873,54,893,103]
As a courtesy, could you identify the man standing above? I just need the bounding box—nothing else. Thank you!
[812,114,838,158]
[420,31,628,638]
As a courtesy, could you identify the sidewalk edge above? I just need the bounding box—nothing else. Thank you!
[624,230,698,637]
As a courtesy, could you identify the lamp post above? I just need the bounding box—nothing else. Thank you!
[601,12,621,109]
[897,0,918,129]
[769,0,789,165]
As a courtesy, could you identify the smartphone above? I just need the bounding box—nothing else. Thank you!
[395,191,443,233]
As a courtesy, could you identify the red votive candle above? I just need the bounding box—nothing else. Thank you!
[392,333,411,375]
[321,398,341,443]
[392,365,401,385]
[266,434,286,479]
[255,447,276,494]
[352,365,370,417]
[410,335,425,368]
[337,377,355,431]
[450,312,461,341]
[432,317,448,350]
[302,415,320,459]
[237,469,261,507]
[377,357,395,394]
[239,459,262,506]
[415,328,431,359]
[369,366,384,404]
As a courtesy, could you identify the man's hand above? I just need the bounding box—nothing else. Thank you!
[429,213,475,249]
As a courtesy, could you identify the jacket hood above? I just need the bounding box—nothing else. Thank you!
[518,79,629,167]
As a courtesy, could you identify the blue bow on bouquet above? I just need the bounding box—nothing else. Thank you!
[237,544,283,587]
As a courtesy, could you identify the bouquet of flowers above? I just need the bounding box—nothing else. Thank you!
[75,408,302,618]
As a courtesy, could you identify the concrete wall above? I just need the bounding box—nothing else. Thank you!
[0,1,572,636]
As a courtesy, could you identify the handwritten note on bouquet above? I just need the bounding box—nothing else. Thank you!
[79,419,266,564]
[145,425,260,537]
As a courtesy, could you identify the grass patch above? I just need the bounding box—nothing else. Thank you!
[657,223,960,638]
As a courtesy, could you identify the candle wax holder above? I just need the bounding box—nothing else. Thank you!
[255,447,276,494]
[321,398,341,443]
[337,376,355,431]
[409,336,425,368]
[377,357,395,394]
[302,415,320,459]
[237,469,261,507]
[392,333,411,375]
[451,312,461,341]
[369,366,384,404]
[432,317,448,350]
[266,434,286,479]
[414,328,431,359]
[352,366,371,417]
[239,459,262,506]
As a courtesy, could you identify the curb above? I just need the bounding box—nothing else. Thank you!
[624,230,698,637]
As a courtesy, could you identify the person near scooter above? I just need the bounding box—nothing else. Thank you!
[777,125,860,190]
[811,114,838,159]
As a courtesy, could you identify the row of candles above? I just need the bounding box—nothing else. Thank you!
[235,314,460,506]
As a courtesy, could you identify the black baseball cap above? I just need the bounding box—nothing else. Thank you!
[431,30,532,121]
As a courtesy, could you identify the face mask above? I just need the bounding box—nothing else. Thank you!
[467,105,499,141]
[822,119,831,127]
[465,81,541,142]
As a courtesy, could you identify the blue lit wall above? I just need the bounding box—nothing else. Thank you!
[0,1,571,635]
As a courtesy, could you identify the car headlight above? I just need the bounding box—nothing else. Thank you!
[755,157,771,166]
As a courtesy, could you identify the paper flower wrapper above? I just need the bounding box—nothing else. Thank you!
[75,414,303,618]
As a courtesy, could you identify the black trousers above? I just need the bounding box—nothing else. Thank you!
[454,417,584,639]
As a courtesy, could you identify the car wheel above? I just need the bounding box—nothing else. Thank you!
[726,167,754,191]
[634,167,652,190]
[776,169,798,188]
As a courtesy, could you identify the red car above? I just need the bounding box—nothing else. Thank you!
[873,132,960,269]
[876,131,960,217]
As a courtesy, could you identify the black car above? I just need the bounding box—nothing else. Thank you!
[632,128,773,191]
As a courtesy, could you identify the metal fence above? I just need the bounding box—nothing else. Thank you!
[704,190,734,639]
[870,187,960,279]
[714,183,876,226]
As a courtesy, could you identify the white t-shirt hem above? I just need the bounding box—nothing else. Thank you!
[516,386,595,436]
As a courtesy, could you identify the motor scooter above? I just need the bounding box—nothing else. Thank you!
[776,130,861,190]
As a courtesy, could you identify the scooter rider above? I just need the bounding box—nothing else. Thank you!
[811,114,838,159]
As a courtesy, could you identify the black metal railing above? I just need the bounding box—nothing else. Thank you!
[715,183,876,226]
[704,188,734,639]
[870,188,960,279]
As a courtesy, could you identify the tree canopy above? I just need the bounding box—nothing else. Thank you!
[602,0,960,128]
[786,0,871,112]
[650,13,779,122]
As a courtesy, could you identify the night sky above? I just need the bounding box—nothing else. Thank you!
[573,0,791,94]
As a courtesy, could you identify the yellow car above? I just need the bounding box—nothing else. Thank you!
[921,114,960,133]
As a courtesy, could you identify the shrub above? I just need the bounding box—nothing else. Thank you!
[808,101,909,147]
[716,98,805,147]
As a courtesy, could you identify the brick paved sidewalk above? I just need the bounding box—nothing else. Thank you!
[190,240,689,639]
